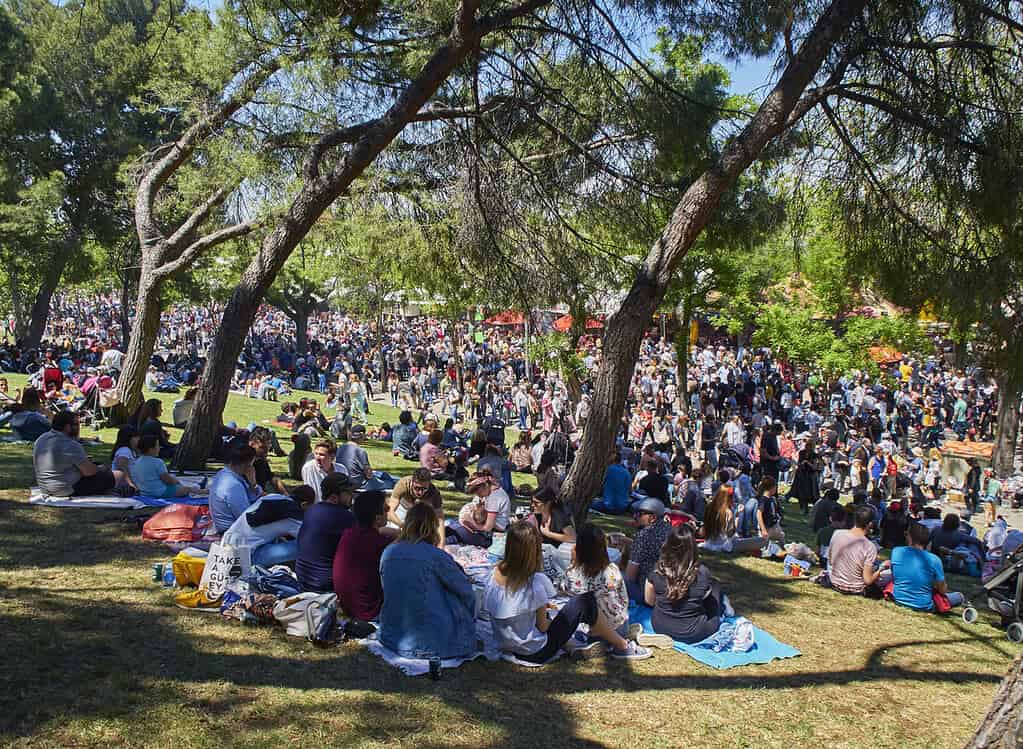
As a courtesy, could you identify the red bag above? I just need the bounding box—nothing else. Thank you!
[142,504,213,543]
[932,592,952,614]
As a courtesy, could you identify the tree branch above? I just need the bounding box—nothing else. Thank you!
[165,187,231,251]
[154,220,260,281]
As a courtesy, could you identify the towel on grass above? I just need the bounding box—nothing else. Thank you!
[360,619,502,676]
[29,486,208,510]
[628,602,800,670]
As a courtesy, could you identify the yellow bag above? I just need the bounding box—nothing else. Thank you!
[173,588,221,612]
[172,551,207,587]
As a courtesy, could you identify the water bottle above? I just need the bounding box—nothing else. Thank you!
[162,566,177,587]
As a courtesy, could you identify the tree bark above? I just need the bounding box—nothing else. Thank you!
[116,272,164,417]
[24,246,74,350]
[559,0,867,515]
[965,654,1023,749]
[991,370,1022,476]
[8,266,28,341]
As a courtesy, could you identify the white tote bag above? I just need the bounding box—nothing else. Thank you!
[273,592,338,639]
[198,542,252,601]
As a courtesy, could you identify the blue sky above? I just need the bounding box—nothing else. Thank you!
[716,54,777,96]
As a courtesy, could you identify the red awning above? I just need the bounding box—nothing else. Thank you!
[484,310,525,325]
[552,314,604,332]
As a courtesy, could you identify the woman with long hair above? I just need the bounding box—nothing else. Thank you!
[378,503,477,660]
[701,486,767,554]
[643,525,729,644]
[483,522,650,663]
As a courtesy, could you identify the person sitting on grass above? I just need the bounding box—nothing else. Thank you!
[891,522,965,612]
[817,506,848,567]
[623,498,672,603]
[11,388,52,442]
[642,524,732,645]
[296,472,356,592]
[301,439,337,503]
[33,410,115,497]
[221,492,303,568]
[387,468,443,528]
[591,449,632,515]
[826,505,890,597]
[701,485,767,554]
[378,503,477,660]
[560,524,632,642]
[129,434,192,498]
[333,490,396,631]
[391,410,419,460]
[756,477,785,543]
[110,425,140,491]
[444,472,511,548]
[484,522,651,664]
[209,444,263,533]
[928,512,985,568]
[288,432,311,481]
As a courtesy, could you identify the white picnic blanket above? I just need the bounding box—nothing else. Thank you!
[360,618,503,676]
[29,490,145,510]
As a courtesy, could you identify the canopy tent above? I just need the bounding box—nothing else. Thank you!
[483,310,525,326]
[552,314,604,333]
[868,345,903,365]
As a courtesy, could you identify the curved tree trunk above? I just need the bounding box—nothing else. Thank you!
[24,246,74,350]
[965,654,1023,749]
[116,274,164,418]
[991,371,1022,476]
[559,0,866,518]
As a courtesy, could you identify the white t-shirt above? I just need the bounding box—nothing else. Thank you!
[113,446,136,472]
[483,572,555,655]
[485,487,511,531]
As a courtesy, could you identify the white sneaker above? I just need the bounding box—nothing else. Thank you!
[611,641,652,660]
[636,632,674,649]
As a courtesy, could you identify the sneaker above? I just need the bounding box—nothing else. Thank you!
[564,634,607,659]
[611,641,653,660]
[636,632,674,650]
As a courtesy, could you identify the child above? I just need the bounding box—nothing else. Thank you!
[458,496,488,528]
[130,434,191,498]
[110,425,140,491]
[817,506,847,565]
[482,522,651,664]
[560,524,630,636]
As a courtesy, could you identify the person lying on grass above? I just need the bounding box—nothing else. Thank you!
[129,434,193,499]
[484,522,651,664]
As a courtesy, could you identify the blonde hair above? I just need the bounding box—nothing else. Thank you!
[400,503,441,546]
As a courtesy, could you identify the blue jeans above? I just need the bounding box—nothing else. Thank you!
[252,540,298,567]
[626,577,645,604]
[591,499,628,515]
[519,406,528,430]
[318,374,327,393]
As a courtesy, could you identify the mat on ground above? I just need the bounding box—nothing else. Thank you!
[628,602,800,669]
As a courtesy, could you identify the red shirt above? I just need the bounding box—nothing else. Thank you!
[332,525,391,621]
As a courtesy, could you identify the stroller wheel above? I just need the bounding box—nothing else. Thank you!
[1007,623,1023,644]
[962,607,979,625]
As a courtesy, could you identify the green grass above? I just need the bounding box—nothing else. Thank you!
[0,373,1017,748]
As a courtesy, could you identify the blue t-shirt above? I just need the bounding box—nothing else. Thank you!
[209,467,260,532]
[131,455,170,497]
[891,545,944,611]
[602,463,632,512]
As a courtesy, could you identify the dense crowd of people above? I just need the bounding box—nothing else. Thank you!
[4,292,1023,660]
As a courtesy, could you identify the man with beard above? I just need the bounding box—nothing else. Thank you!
[33,410,115,496]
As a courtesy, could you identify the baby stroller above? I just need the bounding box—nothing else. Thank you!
[961,546,1023,643]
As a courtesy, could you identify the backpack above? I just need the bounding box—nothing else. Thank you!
[273,592,339,643]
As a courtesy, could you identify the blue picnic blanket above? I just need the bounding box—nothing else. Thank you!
[135,495,209,508]
[628,602,800,670]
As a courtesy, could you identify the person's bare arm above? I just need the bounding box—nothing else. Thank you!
[933,579,948,595]
[77,460,98,477]
[386,494,404,527]
[643,580,657,607]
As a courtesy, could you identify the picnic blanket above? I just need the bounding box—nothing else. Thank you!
[29,486,209,510]
[360,618,503,676]
[628,603,800,670]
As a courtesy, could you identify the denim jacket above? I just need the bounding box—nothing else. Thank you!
[379,540,477,659]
